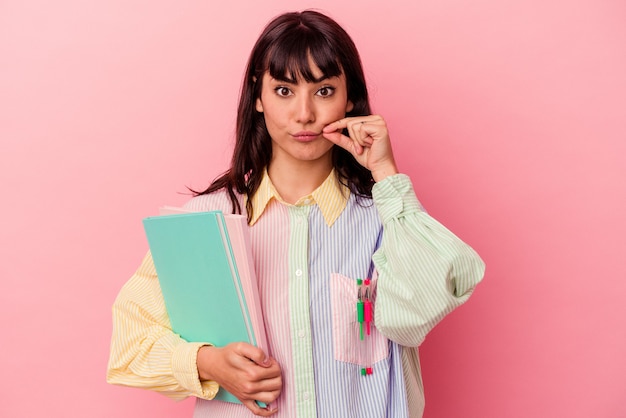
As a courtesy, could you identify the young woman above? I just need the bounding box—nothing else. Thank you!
[107,10,485,418]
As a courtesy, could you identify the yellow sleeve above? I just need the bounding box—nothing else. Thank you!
[106,251,219,400]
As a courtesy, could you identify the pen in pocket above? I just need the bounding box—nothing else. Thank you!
[356,278,373,376]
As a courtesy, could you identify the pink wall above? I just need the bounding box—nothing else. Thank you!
[1,1,624,417]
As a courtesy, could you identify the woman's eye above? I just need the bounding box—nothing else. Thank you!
[316,86,335,97]
[275,87,292,97]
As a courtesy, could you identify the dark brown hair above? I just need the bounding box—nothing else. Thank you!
[195,10,374,221]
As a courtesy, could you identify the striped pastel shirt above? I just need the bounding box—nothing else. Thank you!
[107,171,485,418]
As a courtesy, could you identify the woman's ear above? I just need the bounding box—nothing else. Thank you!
[253,75,263,112]
[346,100,354,113]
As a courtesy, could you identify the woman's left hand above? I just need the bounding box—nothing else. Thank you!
[322,115,398,182]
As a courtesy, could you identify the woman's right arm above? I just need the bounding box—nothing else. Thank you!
[107,252,282,415]
[106,251,219,400]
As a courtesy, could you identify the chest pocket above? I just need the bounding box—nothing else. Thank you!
[330,272,389,367]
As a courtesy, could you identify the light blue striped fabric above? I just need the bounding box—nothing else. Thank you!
[305,199,409,418]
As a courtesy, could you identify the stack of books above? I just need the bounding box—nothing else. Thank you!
[143,207,269,405]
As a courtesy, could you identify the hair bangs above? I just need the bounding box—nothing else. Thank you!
[265,29,343,83]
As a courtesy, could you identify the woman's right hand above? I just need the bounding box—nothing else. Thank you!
[197,342,282,416]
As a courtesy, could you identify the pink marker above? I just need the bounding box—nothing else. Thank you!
[364,287,372,336]
[364,299,372,336]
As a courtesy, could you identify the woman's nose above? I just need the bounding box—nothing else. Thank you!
[295,95,315,124]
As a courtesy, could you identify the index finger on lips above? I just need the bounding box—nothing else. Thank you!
[324,116,367,132]
[323,119,345,133]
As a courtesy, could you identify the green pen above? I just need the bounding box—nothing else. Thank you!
[357,298,364,340]
[357,282,364,340]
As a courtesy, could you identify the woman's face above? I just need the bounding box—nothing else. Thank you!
[255,61,353,168]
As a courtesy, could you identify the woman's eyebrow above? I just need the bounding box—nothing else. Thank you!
[270,76,297,84]
[271,74,338,84]
[276,78,338,88]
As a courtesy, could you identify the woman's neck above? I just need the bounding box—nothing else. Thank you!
[267,157,333,204]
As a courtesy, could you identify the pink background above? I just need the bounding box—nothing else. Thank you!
[1,0,625,417]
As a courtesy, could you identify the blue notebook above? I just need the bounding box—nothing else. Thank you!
[143,210,264,405]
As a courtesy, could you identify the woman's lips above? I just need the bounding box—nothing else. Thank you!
[292,131,321,142]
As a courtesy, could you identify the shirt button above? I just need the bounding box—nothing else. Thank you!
[295,269,303,277]
[303,391,310,400]
[298,329,305,339]
[303,198,311,205]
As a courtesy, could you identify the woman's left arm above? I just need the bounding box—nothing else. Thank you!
[371,174,485,346]
[324,115,485,347]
